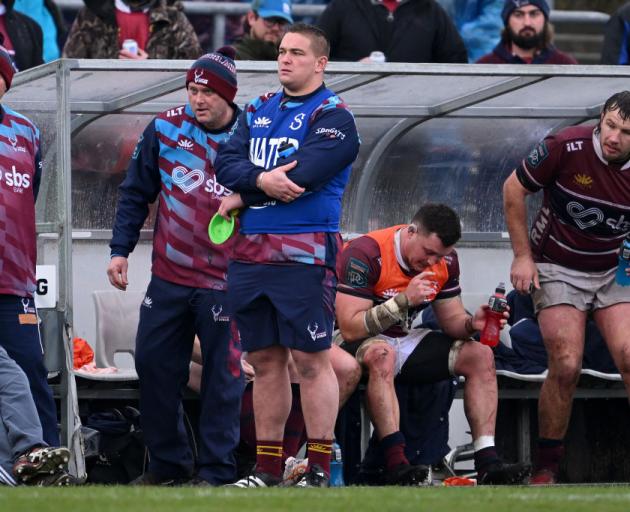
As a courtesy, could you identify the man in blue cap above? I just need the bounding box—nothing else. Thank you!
[234,0,293,60]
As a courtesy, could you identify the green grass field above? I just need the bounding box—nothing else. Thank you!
[1,486,630,512]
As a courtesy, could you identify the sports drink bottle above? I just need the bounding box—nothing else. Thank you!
[480,283,508,347]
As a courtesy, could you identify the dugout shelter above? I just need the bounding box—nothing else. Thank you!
[5,59,630,479]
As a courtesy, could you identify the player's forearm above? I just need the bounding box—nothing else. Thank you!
[339,314,370,343]
[503,176,533,259]
[442,312,477,340]
[215,110,261,192]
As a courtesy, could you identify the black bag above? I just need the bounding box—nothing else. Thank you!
[84,406,147,484]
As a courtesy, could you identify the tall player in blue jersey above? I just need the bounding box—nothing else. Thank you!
[107,48,244,486]
[216,24,360,487]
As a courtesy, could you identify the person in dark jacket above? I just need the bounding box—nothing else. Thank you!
[63,0,201,60]
[317,0,468,63]
[601,2,630,65]
[476,0,576,64]
[0,0,44,71]
[13,1,65,62]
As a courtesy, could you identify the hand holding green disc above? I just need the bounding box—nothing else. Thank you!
[208,209,238,245]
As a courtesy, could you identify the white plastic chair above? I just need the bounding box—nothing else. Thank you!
[74,290,145,381]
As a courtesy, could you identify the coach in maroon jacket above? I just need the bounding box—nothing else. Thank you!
[476,0,576,64]
[503,91,630,484]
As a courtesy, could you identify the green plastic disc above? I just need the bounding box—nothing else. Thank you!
[208,210,237,245]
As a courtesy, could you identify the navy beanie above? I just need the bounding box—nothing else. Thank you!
[0,45,16,92]
[186,46,238,104]
[502,0,550,25]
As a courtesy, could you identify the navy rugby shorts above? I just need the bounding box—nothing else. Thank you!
[227,262,336,353]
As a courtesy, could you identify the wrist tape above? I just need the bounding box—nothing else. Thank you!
[364,293,409,336]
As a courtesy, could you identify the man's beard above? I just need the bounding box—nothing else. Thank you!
[509,26,545,50]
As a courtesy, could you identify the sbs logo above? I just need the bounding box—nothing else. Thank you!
[0,165,31,192]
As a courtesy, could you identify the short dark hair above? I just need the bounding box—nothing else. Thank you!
[601,91,630,122]
[411,204,462,248]
[286,23,330,58]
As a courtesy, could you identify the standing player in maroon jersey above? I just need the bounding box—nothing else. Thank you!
[0,45,60,448]
[503,90,630,484]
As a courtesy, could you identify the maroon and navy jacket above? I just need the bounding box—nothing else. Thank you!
[517,125,630,272]
[0,105,42,297]
[476,43,577,64]
[110,103,240,290]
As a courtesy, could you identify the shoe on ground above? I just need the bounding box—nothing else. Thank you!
[382,464,431,486]
[12,446,70,484]
[129,472,190,486]
[187,476,212,487]
[294,464,329,488]
[529,468,557,485]
[477,461,531,485]
[225,471,281,488]
[27,469,75,487]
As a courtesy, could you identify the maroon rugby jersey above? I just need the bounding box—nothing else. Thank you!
[336,231,461,337]
[517,125,630,272]
[0,105,42,297]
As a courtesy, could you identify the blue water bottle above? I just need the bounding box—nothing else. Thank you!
[330,441,345,487]
[616,234,630,286]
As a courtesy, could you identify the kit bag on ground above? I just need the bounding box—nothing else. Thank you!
[83,406,147,484]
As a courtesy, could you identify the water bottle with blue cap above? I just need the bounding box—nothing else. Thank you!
[329,441,344,487]
[616,233,630,286]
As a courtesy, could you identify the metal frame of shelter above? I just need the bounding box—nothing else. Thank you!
[6,59,630,477]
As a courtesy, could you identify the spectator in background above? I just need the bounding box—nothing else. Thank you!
[476,0,577,64]
[601,2,630,65]
[436,0,503,62]
[63,0,201,59]
[13,1,65,62]
[0,0,44,70]
[234,0,293,60]
[317,0,467,63]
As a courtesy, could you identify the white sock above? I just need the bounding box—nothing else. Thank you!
[473,436,495,452]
